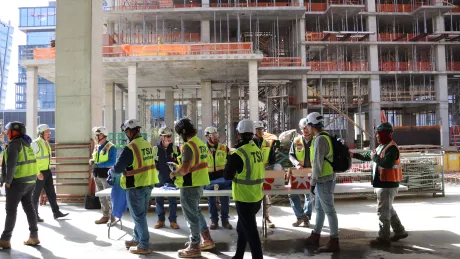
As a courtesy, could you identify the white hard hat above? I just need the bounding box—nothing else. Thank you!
[159,126,173,136]
[204,126,218,136]
[298,118,307,129]
[254,120,265,129]
[121,119,141,131]
[37,124,50,134]
[306,112,324,127]
[93,126,108,136]
[237,119,254,134]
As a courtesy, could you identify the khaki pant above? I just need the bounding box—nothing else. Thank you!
[94,177,112,217]
[376,187,405,240]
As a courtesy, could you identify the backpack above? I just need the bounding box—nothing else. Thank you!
[318,132,351,173]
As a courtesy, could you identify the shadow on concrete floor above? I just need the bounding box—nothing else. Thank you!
[40,220,112,247]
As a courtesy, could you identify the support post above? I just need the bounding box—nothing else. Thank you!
[128,64,138,119]
[26,66,38,137]
[248,61,259,121]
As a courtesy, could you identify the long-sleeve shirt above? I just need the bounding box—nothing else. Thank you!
[223,141,246,181]
[352,144,399,188]
[155,141,180,185]
[1,135,36,185]
[311,134,336,186]
[112,137,139,175]
[95,141,117,168]
[253,137,276,165]
[289,136,312,168]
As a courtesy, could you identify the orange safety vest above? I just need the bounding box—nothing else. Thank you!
[376,140,403,182]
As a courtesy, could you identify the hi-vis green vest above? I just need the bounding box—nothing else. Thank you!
[260,138,272,165]
[175,136,210,188]
[232,141,265,202]
[34,138,51,171]
[310,132,334,177]
[207,143,227,173]
[92,141,114,165]
[293,136,307,166]
[120,137,159,189]
[4,143,38,183]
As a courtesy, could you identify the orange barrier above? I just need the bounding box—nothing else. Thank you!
[34,48,55,59]
[115,32,201,44]
[379,62,433,71]
[306,3,327,11]
[378,4,418,12]
[452,5,460,12]
[306,61,368,71]
[447,62,460,71]
[210,2,299,7]
[260,57,302,67]
[378,33,428,42]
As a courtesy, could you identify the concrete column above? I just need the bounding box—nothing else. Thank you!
[229,85,239,146]
[55,0,103,196]
[26,66,38,137]
[248,61,259,121]
[201,20,210,43]
[435,75,449,148]
[104,83,115,133]
[124,93,128,121]
[346,119,356,146]
[128,64,138,119]
[139,98,145,129]
[295,75,308,124]
[218,98,226,143]
[299,19,306,66]
[298,0,304,6]
[368,75,381,149]
[115,87,123,130]
[187,99,197,124]
[165,90,175,129]
[202,0,209,7]
[201,80,213,134]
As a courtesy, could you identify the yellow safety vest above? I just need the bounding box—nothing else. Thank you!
[232,141,265,202]
[120,137,159,189]
[92,141,114,165]
[175,136,210,188]
[309,132,334,177]
[207,143,227,173]
[293,135,307,166]
[260,138,272,165]
[34,138,51,171]
[4,142,39,183]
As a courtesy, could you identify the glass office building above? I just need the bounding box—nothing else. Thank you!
[0,20,14,110]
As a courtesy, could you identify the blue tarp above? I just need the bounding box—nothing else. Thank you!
[108,174,127,219]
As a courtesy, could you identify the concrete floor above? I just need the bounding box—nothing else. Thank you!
[0,186,459,259]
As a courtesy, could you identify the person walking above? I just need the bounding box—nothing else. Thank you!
[304,112,340,253]
[351,122,408,246]
[32,124,68,222]
[224,119,264,259]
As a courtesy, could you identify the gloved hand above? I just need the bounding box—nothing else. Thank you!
[310,185,316,195]
[106,168,114,186]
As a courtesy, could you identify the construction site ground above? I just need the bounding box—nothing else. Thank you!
[0,185,459,259]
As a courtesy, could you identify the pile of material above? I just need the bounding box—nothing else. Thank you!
[399,155,442,191]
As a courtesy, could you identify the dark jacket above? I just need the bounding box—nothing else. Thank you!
[1,135,34,185]
[155,141,180,186]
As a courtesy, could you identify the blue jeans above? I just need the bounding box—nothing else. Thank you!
[289,193,313,219]
[126,186,153,249]
[180,187,209,243]
[205,178,232,222]
[155,196,178,222]
[313,180,339,238]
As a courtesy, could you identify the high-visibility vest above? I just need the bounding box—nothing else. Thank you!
[207,143,227,173]
[92,141,114,165]
[4,142,38,183]
[375,140,403,182]
[175,136,210,188]
[293,136,307,166]
[232,141,264,202]
[310,131,334,177]
[260,138,272,165]
[34,138,51,171]
[120,137,159,189]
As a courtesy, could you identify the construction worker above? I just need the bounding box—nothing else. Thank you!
[304,112,340,253]
[0,121,42,249]
[153,126,180,229]
[288,118,313,227]
[170,118,215,258]
[90,126,117,224]
[351,122,408,246]
[224,119,264,259]
[108,119,158,255]
[32,124,68,222]
[253,120,276,228]
[204,126,232,230]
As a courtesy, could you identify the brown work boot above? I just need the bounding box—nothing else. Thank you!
[200,229,216,250]
[390,231,408,242]
[125,240,138,248]
[0,240,11,249]
[24,237,40,246]
[178,242,201,258]
[318,237,340,253]
[305,232,320,247]
[222,220,233,230]
[266,218,275,228]
[303,216,311,227]
[293,215,309,227]
[130,246,151,254]
[95,216,109,224]
[370,238,391,247]
[170,222,180,229]
[209,221,218,230]
[154,221,165,229]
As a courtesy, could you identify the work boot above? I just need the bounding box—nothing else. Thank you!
[95,216,109,224]
[0,240,11,249]
[170,222,180,229]
[178,242,201,258]
[222,220,233,230]
[37,215,44,223]
[125,240,138,248]
[210,221,218,230]
[318,237,340,253]
[154,221,165,229]
[266,218,275,228]
[305,232,320,247]
[53,211,69,219]
[390,231,408,242]
[370,238,391,246]
[24,237,40,246]
[130,246,151,255]
[200,230,216,250]
[292,215,309,227]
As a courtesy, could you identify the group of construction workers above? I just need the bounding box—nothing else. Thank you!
[0,111,409,257]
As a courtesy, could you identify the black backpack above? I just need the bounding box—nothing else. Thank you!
[318,132,352,173]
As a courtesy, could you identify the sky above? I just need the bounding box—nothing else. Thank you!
[0,0,49,110]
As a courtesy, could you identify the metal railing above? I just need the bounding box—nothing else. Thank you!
[306,61,369,71]
[260,57,302,67]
